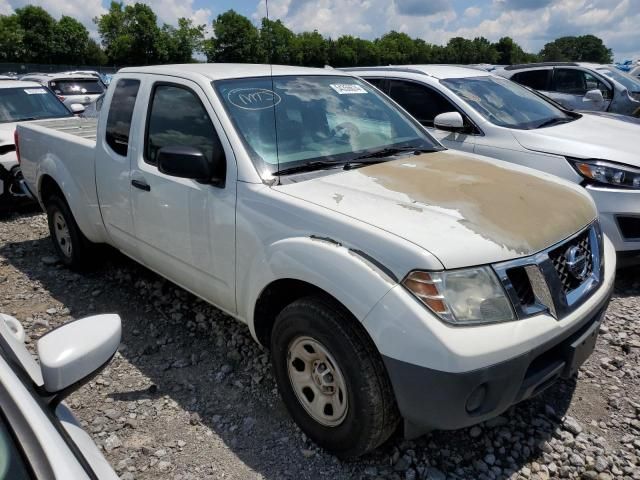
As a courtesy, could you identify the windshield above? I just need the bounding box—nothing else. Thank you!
[0,87,71,123]
[596,67,640,92]
[441,75,573,129]
[50,79,105,96]
[214,75,439,175]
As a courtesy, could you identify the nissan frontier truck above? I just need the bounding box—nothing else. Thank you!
[17,64,615,457]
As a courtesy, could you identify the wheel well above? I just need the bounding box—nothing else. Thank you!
[39,175,64,205]
[254,279,338,347]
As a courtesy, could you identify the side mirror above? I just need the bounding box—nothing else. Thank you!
[434,111,465,132]
[37,314,121,405]
[157,145,226,187]
[69,103,85,114]
[584,89,604,103]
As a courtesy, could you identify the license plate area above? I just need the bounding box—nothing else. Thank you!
[561,315,601,378]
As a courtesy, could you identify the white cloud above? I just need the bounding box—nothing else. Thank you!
[0,0,12,14]
[464,6,481,18]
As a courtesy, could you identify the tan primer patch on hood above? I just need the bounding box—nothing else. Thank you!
[360,152,596,255]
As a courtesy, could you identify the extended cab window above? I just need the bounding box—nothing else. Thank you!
[512,70,550,90]
[145,84,220,166]
[105,79,140,156]
[388,79,460,127]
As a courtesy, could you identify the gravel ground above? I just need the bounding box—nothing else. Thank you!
[1,211,639,480]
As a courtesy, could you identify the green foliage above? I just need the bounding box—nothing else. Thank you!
[0,5,616,69]
[540,35,613,63]
[15,6,56,63]
[205,10,262,63]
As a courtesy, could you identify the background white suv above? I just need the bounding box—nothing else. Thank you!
[347,65,640,263]
[495,62,640,117]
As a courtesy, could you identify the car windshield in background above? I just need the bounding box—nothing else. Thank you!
[596,67,640,93]
[214,75,439,174]
[50,79,105,96]
[441,76,574,130]
[0,87,72,123]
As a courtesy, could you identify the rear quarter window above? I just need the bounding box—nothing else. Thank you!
[105,79,140,157]
[512,70,551,90]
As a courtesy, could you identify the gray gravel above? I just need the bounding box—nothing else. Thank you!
[1,211,639,480]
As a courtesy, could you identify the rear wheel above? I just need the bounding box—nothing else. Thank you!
[45,195,96,269]
[270,295,400,458]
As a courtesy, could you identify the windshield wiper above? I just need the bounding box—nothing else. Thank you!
[272,161,346,176]
[350,145,435,162]
[535,117,574,129]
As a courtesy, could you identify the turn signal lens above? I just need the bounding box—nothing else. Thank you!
[403,272,448,315]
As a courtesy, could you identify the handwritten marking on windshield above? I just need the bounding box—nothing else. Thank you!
[228,88,282,110]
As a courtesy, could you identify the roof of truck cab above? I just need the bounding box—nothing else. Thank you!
[118,64,350,81]
[344,64,492,79]
[0,80,44,89]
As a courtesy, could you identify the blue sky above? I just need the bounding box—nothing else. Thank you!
[1,0,637,61]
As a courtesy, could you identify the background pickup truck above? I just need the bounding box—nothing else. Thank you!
[18,64,615,457]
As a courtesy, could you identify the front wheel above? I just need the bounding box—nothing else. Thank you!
[270,295,400,458]
[45,195,96,270]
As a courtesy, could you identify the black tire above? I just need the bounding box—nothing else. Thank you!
[270,295,400,458]
[45,195,96,270]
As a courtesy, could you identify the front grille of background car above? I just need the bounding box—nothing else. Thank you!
[547,229,594,294]
[617,216,640,240]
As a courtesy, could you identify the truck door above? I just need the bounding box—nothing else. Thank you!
[95,78,142,255]
[129,77,237,314]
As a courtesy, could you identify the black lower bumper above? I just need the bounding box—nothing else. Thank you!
[383,289,612,438]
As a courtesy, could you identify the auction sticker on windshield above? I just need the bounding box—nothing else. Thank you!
[24,89,48,95]
[227,88,281,110]
[330,84,368,95]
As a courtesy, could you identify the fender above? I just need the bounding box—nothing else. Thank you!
[239,235,400,343]
[36,152,108,244]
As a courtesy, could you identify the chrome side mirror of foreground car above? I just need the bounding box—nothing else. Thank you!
[37,314,121,405]
[434,111,465,132]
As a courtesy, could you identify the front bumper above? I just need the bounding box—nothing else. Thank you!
[383,289,610,436]
[587,185,640,255]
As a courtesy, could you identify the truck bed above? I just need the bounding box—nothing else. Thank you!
[30,117,99,142]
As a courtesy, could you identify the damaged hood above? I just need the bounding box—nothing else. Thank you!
[276,151,596,269]
[512,114,640,168]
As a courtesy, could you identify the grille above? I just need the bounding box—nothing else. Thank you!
[506,267,535,306]
[548,229,593,294]
[617,216,640,240]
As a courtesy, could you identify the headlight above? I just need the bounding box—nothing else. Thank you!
[402,267,515,325]
[568,158,640,189]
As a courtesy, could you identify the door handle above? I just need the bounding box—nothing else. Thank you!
[131,179,151,191]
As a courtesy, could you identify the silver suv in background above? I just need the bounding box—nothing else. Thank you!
[496,62,640,117]
[18,73,106,109]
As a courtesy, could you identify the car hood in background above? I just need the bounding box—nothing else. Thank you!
[511,114,640,168]
[276,151,596,269]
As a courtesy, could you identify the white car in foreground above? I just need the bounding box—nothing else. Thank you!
[17,64,615,456]
[348,65,640,263]
[0,313,120,479]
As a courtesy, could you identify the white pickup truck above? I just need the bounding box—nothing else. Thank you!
[17,64,615,457]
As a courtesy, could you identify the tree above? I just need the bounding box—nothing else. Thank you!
[260,18,295,64]
[494,36,538,65]
[375,31,415,65]
[0,15,25,62]
[85,38,107,65]
[161,18,205,63]
[540,35,612,63]
[15,6,56,63]
[328,35,379,67]
[95,2,166,65]
[54,16,91,64]
[205,10,262,63]
[292,31,328,67]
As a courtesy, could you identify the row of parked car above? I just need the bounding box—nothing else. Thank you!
[1,60,639,477]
